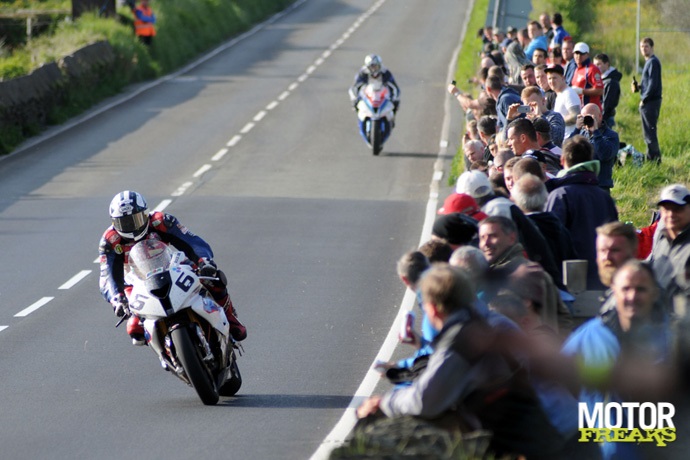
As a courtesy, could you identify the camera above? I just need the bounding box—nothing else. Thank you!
[583,115,595,127]
[517,105,531,114]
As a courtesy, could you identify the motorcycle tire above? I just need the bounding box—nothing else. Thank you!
[371,119,383,156]
[171,327,219,405]
[218,358,242,396]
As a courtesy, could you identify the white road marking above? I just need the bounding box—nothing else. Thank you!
[153,199,173,212]
[227,135,242,147]
[193,164,212,177]
[433,170,443,181]
[297,74,308,82]
[0,326,8,333]
[253,110,267,122]
[240,122,255,134]
[306,65,317,74]
[15,297,54,317]
[288,82,299,91]
[171,183,193,197]
[266,100,279,110]
[212,148,228,161]
[278,91,290,101]
[59,270,92,290]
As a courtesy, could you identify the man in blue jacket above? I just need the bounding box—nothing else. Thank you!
[632,37,662,163]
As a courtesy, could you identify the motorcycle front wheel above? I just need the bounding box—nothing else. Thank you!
[219,358,242,396]
[171,327,219,405]
[371,119,383,156]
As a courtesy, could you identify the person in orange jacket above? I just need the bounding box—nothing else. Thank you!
[133,0,156,46]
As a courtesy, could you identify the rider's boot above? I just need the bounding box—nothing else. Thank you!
[220,295,247,342]
[126,315,146,346]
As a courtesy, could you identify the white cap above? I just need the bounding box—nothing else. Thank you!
[456,171,492,198]
[658,184,690,206]
[573,42,590,54]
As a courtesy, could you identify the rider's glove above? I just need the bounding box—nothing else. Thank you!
[111,293,130,318]
[198,258,218,277]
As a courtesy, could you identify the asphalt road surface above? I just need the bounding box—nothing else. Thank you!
[0,0,469,458]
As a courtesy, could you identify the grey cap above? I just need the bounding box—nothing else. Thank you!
[658,184,690,206]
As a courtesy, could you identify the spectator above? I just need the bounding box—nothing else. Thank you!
[469,160,489,174]
[484,75,523,133]
[477,116,498,161]
[463,139,485,165]
[648,184,690,306]
[504,41,532,86]
[512,157,546,182]
[418,239,454,264]
[502,156,521,193]
[489,148,514,177]
[532,47,548,67]
[562,260,671,460]
[632,37,663,163]
[546,136,618,290]
[595,221,641,313]
[520,63,538,88]
[534,64,557,110]
[524,21,549,61]
[438,193,488,220]
[431,212,479,250]
[505,118,560,175]
[570,42,604,110]
[356,264,567,459]
[520,84,565,147]
[479,216,572,332]
[132,0,156,46]
[550,12,570,48]
[533,117,562,157]
[545,65,580,136]
[547,46,564,68]
[569,103,619,192]
[562,38,576,86]
[593,53,622,128]
[512,173,578,281]
[539,13,554,44]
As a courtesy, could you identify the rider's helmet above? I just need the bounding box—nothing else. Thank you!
[364,54,382,77]
[109,190,150,241]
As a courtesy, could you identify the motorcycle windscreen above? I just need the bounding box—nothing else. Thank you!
[145,272,172,299]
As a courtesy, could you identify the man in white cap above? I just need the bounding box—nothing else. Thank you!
[648,184,690,305]
[570,42,604,111]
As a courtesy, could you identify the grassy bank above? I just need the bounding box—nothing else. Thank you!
[0,0,295,153]
[450,0,689,227]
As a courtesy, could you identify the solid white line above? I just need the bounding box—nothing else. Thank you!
[227,135,241,147]
[59,270,92,290]
[253,110,267,122]
[212,148,228,161]
[309,0,472,457]
[266,100,279,110]
[240,122,255,134]
[193,164,212,178]
[15,297,54,317]
[153,199,173,212]
[0,326,8,333]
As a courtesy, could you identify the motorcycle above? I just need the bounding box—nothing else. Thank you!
[352,77,396,155]
[119,239,241,405]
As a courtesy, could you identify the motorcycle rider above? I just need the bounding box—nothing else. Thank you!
[99,191,247,345]
[348,54,401,114]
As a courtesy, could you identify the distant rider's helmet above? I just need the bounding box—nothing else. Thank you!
[364,54,382,77]
[109,190,150,241]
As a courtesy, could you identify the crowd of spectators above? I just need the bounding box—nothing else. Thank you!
[355,11,682,460]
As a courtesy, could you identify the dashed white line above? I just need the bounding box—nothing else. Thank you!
[193,164,213,178]
[306,65,317,74]
[278,91,290,101]
[297,74,308,82]
[171,182,193,197]
[322,50,331,58]
[314,58,324,66]
[432,170,444,181]
[212,148,228,161]
[253,110,267,122]
[266,100,279,110]
[240,122,255,134]
[227,135,241,147]
[288,82,299,91]
[153,199,173,212]
[15,297,54,317]
[59,270,92,290]
[0,326,8,333]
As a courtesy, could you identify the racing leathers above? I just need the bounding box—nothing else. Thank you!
[99,211,246,342]
[348,66,401,112]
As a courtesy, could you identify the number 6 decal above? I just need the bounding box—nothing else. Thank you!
[175,273,194,292]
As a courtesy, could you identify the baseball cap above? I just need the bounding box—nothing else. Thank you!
[544,65,564,76]
[456,171,492,198]
[657,184,690,206]
[438,193,489,220]
[507,26,517,34]
[432,213,479,246]
[573,42,590,54]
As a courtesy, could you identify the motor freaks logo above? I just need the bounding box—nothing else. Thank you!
[578,402,676,446]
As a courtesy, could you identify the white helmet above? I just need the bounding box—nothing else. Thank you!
[109,190,149,241]
[364,54,382,77]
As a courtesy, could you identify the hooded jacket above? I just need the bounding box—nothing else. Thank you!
[601,67,622,121]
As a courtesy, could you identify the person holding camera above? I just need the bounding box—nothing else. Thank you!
[568,103,619,192]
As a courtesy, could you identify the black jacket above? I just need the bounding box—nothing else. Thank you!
[601,67,622,121]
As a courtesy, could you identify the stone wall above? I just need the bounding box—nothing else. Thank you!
[0,41,116,142]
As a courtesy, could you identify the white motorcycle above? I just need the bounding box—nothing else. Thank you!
[352,77,396,155]
[120,239,241,405]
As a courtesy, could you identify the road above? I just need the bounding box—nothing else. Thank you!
[0,0,469,458]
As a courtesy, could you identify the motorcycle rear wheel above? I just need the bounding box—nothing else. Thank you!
[171,327,219,405]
